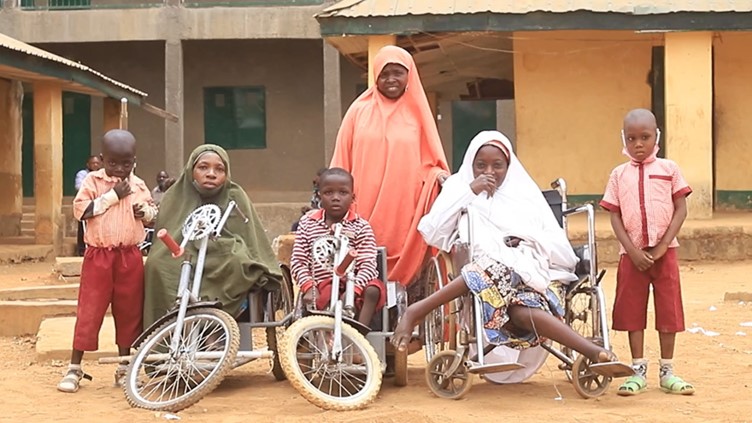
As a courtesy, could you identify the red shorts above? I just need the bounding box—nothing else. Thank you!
[314,278,387,312]
[612,248,684,333]
[73,246,144,351]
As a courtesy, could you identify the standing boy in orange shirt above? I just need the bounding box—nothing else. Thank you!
[57,129,157,393]
[600,109,694,396]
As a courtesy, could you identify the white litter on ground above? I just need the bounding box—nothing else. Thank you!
[687,327,720,337]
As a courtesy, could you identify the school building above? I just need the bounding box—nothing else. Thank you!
[317,0,752,219]
[1,0,751,252]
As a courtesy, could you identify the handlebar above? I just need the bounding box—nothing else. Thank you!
[334,249,357,278]
[157,229,184,258]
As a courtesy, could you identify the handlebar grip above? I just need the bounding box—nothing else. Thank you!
[335,249,357,277]
[157,229,184,258]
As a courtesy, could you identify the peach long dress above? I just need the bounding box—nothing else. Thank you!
[330,46,449,286]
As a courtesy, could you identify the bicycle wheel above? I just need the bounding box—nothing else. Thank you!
[124,308,240,412]
[279,315,382,411]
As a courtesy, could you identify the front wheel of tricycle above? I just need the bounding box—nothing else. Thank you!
[279,315,382,411]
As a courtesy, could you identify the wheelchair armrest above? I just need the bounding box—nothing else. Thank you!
[572,245,591,278]
[562,202,595,217]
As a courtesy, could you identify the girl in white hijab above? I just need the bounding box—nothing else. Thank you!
[392,130,622,373]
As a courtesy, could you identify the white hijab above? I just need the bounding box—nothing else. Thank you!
[422,130,578,292]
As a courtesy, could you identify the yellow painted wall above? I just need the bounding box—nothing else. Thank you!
[665,32,714,218]
[513,31,656,195]
[714,32,752,192]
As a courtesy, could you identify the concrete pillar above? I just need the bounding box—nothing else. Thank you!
[103,97,120,132]
[33,83,64,251]
[165,39,184,176]
[426,92,438,122]
[665,32,714,219]
[323,41,342,165]
[0,79,23,237]
[367,35,397,87]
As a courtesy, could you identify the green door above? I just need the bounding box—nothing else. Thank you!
[22,95,34,197]
[62,93,92,196]
[21,92,92,197]
[451,100,497,171]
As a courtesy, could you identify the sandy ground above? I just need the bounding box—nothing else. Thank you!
[1,260,751,423]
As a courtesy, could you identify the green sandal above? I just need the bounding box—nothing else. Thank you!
[660,375,695,395]
[617,375,647,396]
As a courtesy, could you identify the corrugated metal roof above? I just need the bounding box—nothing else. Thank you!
[319,0,752,18]
[0,32,147,98]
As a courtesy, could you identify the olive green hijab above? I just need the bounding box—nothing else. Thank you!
[143,144,281,328]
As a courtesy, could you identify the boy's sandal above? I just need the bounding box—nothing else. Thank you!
[57,369,93,393]
[660,375,695,395]
[617,375,647,396]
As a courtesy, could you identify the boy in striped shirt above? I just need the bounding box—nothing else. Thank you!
[291,167,386,326]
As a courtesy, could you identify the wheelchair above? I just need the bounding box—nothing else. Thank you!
[277,224,430,411]
[421,178,631,400]
[100,202,294,413]
[138,227,154,255]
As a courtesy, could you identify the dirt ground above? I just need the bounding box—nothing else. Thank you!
[1,260,751,423]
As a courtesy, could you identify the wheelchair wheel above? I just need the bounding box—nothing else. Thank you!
[279,315,382,411]
[124,308,240,412]
[561,284,599,380]
[425,350,472,400]
[423,253,456,362]
[268,265,295,381]
[571,354,611,399]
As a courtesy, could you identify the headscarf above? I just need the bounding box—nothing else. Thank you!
[143,144,281,327]
[330,45,449,285]
[622,128,661,165]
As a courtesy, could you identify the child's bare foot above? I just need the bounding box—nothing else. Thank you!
[391,310,417,352]
[595,349,618,363]
[589,349,634,378]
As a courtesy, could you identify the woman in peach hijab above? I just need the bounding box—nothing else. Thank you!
[331,45,450,286]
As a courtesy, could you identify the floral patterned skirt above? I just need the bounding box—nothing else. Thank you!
[460,254,564,349]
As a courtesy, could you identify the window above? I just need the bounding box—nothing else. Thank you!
[50,0,91,9]
[203,86,266,150]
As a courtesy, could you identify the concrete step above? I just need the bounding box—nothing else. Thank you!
[54,257,84,277]
[0,299,78,337]
[0,243,53,263]
[54,255,146,277]
[21,221,34,231]
[36,316,117,361]
[0,283,79,301]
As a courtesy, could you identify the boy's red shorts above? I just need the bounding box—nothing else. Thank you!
[315,278,387,312]
[612,248,685,333]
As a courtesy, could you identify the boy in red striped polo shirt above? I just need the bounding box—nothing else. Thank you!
[291,167,386,326]
[600,108,694,396]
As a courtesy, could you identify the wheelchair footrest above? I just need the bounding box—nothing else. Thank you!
[467,362,525,375]
[589,362,634,378]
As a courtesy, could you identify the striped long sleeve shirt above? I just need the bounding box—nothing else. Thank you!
[291,209,379,293]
